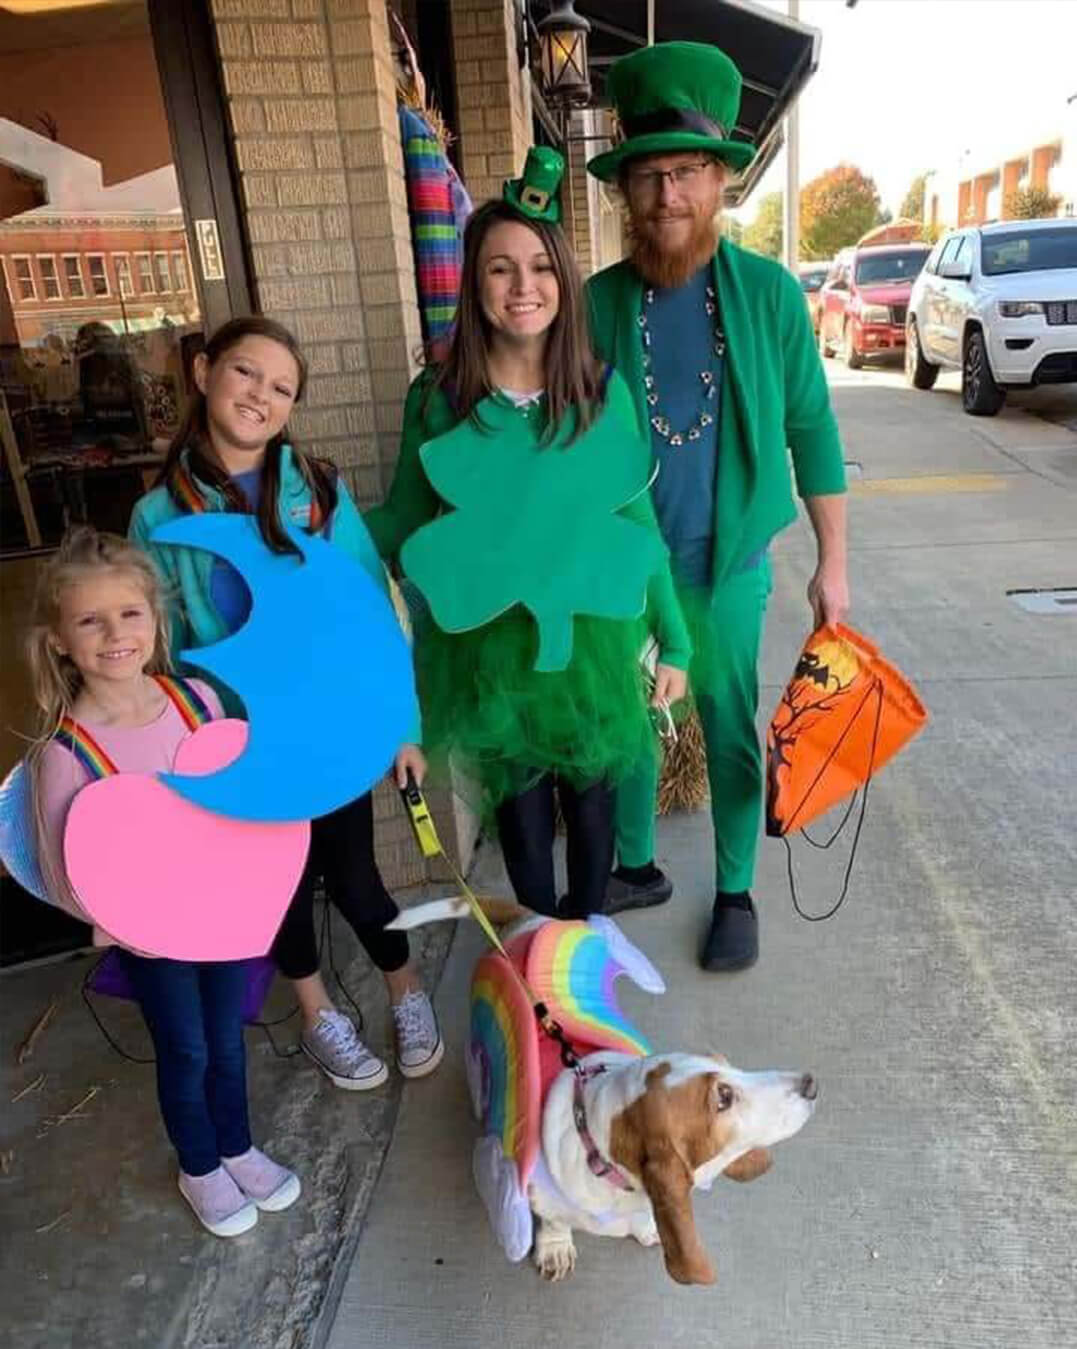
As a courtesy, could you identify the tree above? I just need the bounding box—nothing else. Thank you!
[799,164,883,260]
[899,174,927,221]
[742,191,783,259]
[1005,186,1062,220]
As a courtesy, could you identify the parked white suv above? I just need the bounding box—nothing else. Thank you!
[905,219,1077,415]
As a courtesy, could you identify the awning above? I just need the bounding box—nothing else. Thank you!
[537,0,821,205]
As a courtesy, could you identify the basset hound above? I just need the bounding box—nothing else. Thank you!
[390,900,817,1284]
[532,1049,817,1284]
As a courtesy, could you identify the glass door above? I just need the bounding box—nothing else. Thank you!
[0,0,250,964]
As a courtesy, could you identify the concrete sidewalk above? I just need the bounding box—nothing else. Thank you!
[0,901,452,1349]
[324,374,1077,1348]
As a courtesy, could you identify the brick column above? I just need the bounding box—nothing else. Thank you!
[210,0,451,888]
[451,0,532,203]
[212,0,420,505]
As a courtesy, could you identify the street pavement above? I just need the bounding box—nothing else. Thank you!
[324,365,1077,1349]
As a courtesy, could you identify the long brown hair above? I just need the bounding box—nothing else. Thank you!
[25,528,172,910]
[430,200,604,443]
[160,315,337,555]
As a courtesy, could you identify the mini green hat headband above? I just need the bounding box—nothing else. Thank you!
[503,145,565,225]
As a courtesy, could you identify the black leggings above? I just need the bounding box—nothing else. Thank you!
[272,793,409,979]
[495,774,614,920]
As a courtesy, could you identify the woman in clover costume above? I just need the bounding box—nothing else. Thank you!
[367,148,690,920]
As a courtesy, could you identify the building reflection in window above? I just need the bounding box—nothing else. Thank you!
[0,0,203,561]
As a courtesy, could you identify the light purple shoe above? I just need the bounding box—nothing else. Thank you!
[392,990,444,1079]
[301,1008,388,1090]
[223,1146,301,1213]
[178,1167,258,1237]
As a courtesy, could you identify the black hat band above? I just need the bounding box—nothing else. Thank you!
[620,107,729,141]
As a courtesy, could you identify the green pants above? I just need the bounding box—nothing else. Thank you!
[615,559,771,894]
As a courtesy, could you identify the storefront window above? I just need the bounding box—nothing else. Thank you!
[1,0,207,848]
[1,0,204,563]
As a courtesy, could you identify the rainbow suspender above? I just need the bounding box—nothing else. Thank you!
[52,676,213,780]
[172,463,326,531]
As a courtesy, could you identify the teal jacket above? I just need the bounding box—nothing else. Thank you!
[365,367,693,670]
[586,241,847,590]
[130,447,419,738]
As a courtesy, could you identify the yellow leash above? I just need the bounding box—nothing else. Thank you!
[398,772,511,959]
[397,772,582,1069]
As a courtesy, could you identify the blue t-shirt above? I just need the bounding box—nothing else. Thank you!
[208,468,261,631]
[646,265,723,589]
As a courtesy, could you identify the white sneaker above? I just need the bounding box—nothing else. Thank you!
[178,1167,258,1238]
[392,990,444,1079]
[222,1146,301,1213]
[301,1009,388,1091]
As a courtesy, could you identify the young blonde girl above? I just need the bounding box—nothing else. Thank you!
[129,316,442,1089]
[27,527,299,1237]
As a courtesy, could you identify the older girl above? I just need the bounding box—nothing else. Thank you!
[131,317,442,1090]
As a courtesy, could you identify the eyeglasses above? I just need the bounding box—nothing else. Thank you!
[625,160,716,195]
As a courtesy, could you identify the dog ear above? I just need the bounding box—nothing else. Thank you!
[722,1147,773,1183]
[610,1065,716,1286]
[641,1142,716,1286]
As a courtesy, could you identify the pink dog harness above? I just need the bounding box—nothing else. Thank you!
[572,1067,637,1191]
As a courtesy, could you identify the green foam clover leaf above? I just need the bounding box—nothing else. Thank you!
[401,396,664,673]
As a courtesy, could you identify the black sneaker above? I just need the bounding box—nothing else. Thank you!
[700,895,758,972]
[603,866,673,915]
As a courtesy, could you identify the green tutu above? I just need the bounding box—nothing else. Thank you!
[412,600,653,820]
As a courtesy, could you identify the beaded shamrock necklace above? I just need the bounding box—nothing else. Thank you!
[638,281,726,447]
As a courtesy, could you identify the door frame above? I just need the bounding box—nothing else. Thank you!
[148,0,253,335]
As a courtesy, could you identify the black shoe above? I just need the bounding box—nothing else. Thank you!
[603,865,673,915]
[700,894,758,972]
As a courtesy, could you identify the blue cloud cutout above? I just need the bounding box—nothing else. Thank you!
[151,513,418,823]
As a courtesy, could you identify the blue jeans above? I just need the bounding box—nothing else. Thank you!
[119,953,251,1176]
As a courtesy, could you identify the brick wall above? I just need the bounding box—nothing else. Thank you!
[450,0,532,204]
[211,0,420,508]
[209,0,440,888]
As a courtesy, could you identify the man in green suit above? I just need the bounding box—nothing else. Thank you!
[586,42,850,972]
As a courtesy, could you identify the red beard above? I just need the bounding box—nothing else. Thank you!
[629,210,720,289]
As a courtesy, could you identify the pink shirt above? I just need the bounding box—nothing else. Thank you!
[36,679,223,923]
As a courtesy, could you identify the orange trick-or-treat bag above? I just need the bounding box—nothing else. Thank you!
[766,623,928,839]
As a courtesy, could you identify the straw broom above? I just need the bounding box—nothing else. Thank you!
[657,698,709,814]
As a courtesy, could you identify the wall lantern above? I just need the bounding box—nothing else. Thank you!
[536,1,591,109]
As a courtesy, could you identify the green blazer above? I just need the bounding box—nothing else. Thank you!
[586,240,847,589]
[366,368,692,669]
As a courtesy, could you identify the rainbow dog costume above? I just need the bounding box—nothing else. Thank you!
[466,914,665,1261]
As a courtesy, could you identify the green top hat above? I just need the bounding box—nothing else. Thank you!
[503,145,565,225]
[588,41,755,182]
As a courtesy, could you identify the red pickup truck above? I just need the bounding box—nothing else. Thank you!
[818,243,930,369]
